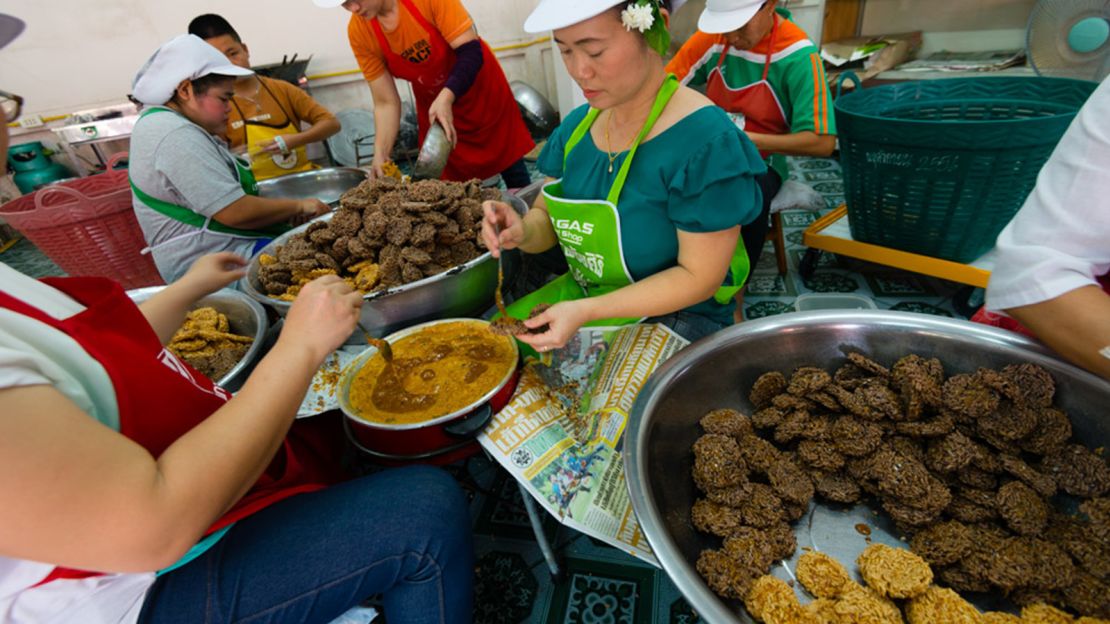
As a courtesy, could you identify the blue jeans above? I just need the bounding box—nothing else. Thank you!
[138,465,474,624]
[645,310,729,343]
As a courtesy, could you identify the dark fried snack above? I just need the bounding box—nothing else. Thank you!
[750,371,787,408]
[909,520,971,567]
[926,431,976,473]
[692,433,747,489]
[941,373,1000,422]
[691,498,744,537]
[704,482,752,508]
[1063,571,1110,619]
[752,406,787,429]
[737,434,782,474]
[700,408,754,439]
[999,453,1058,498]
[1021,407,1073,456]
[831,416,884,457]
[1001,363,1055,408]
[894,413,955,438]
[814,471,862,504]
[1041,444,1110,498]
[848,380,902,421]
[977,401,1039,442]
[787,366,832,396]
[986,537,1037,592]
[847,352,891,377]
[739,483,786,528]
[1079,497,1110,545]
[697,549,760,599]
[723,531,776,572]
[489,303,551,337]
[767,459,814,506]
[797,440,846,472]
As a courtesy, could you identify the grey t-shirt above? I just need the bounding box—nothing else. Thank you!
[129,108,255,282]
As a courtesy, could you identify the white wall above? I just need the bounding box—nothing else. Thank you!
[2,0,545,119]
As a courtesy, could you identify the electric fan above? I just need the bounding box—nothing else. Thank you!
[1027,0,1110,82]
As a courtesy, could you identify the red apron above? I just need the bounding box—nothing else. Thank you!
[971,273,1110,336]
[369,0,533,181]
[706,16,789,159]
[0,277,345,582]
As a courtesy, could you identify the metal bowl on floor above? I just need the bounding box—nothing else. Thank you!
[257,167,369,207]
[624,310,1110,624]
[240,192,527,343]
[126,286,269,391]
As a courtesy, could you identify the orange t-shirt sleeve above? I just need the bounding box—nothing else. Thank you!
[348,16,387,82]
[666,31,718,86]
[422,0,474,43]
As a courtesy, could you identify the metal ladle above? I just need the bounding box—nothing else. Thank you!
[358,323,393,363]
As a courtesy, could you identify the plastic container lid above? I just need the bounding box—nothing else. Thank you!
[794,293,878,312]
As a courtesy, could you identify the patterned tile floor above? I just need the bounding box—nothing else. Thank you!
[0,156,979,623]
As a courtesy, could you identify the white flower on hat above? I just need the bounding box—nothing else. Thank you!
[621,2,655,33]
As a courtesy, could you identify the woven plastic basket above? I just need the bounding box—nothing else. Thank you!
[0,153,163,288]
[835,75,1097,263]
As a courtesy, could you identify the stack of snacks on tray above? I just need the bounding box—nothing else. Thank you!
[258,177,500,300]
[690,353,1110,619]
[168,306,253,381]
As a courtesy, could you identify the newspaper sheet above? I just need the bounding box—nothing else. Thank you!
[478,323,689,566]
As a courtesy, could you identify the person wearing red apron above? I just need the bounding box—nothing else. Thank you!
[667,0,835,317]
[189,13,342,182]
[0,256,474,621]
[972,74,1110,381]
[324,0,535,187]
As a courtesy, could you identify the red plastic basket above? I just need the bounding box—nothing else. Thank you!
[0,153,163,289]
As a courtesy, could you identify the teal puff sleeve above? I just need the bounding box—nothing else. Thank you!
[667,120,766,233]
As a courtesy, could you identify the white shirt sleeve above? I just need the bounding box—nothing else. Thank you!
[985,75,1110,312]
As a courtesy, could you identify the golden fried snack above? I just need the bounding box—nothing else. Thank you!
[381,160,403,180]
[981,612,1022,624]
[167,307,254,381]
[906,586,981,624]
[832,585,902,624]
[857,543,933,599]
[806,598,840,624]
[1021,603,1076,624]
[744,575,809,624]
[796,551,853,599]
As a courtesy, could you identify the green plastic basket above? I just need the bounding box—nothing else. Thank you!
[834,75,1096,263]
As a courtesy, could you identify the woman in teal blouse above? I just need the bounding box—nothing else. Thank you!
[481,0,765,351]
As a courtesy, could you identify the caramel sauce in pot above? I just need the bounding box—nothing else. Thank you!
[349,321,516,425]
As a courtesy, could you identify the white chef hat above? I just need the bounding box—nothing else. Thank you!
[0,13,24,50]
[698,0,765,35]
[311,0,345,7]
[132,34,253,106]
[524,0,629,33]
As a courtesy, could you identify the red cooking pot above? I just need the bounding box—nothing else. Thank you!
[338,318,520,464]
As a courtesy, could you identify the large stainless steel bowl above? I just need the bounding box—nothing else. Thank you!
[411,123,451,181]
[240,192,527,343]
[624,310,1110,624]
[511,80,559,138]
[257,167,369,207]
[126,286,269,391]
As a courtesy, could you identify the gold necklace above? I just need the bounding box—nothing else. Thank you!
[604,110,639,174]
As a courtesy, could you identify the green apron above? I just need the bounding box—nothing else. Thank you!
[506,75,750,327]
[129,106,289,248]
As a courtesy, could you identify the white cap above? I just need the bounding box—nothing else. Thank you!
[132,34,253,106]
[0,13,25,50]
[312,0,346,7]
[698,0,763,34]
[524,0,626,33]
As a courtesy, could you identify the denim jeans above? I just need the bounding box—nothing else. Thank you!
[645,310,730,343]
[138,465,474,624]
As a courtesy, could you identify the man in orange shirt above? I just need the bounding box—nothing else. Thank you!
[189,14,341,181]
[315,0,535,187]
